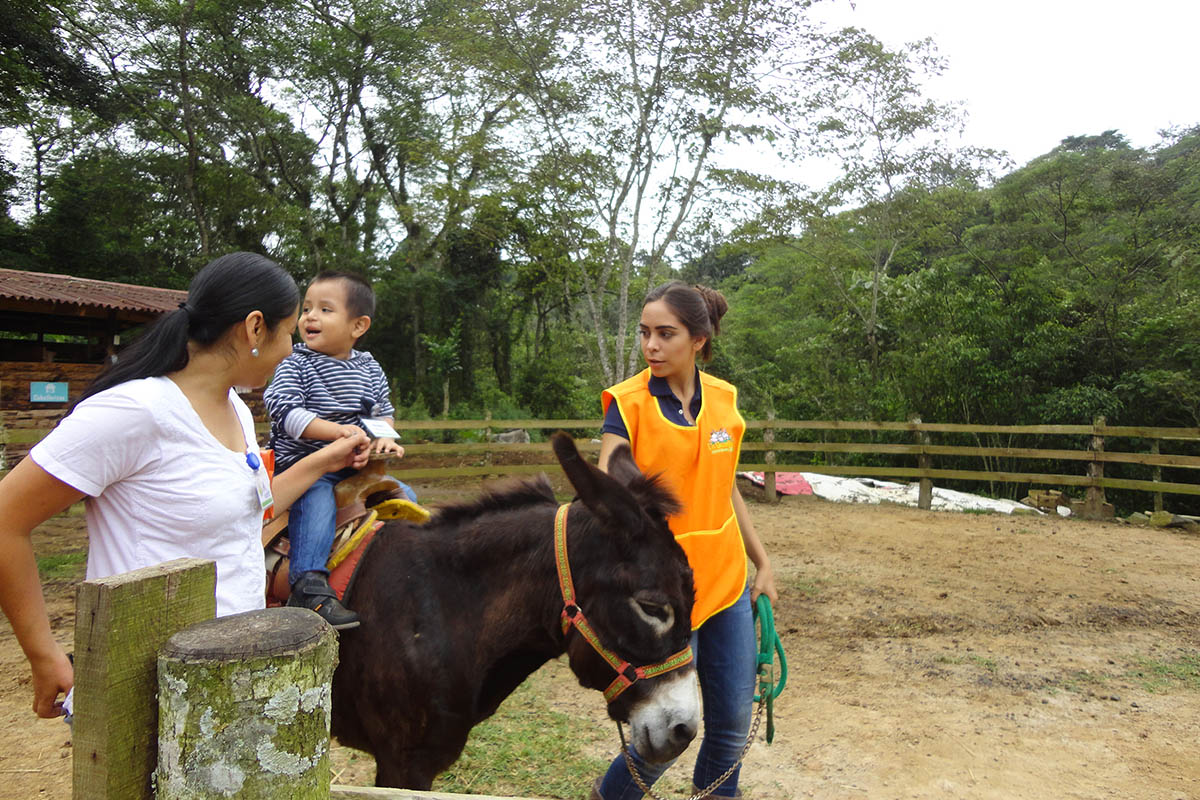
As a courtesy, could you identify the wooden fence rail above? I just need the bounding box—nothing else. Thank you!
[5,413,1198,514]
[377,417,1200,517]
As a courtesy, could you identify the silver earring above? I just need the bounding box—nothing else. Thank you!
[251,347,260,357]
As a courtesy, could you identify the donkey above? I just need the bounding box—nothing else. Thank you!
[330,433,699,789]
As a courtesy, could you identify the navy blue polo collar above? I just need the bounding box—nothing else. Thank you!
[647,367,703,420]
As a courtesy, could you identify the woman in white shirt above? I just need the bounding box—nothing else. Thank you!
[0,252,370,719]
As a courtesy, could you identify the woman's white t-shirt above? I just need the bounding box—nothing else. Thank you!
[30,376,266,617]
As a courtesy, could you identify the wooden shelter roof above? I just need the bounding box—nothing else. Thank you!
[0,268,186,318]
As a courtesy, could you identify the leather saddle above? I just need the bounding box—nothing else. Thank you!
[263,454,429,605]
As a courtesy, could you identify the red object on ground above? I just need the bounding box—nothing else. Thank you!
[743,471,813,496]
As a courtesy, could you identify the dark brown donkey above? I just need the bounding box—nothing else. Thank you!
[331,433,699,789]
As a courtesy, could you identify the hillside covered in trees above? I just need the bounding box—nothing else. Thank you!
[1,0,1197,437]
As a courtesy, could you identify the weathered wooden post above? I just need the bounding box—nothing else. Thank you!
[483,408,493,466]
[910,414,933,510]
[156,606,338,799]
[1150,439,1164,513]
[73,558,216,800]
[1082,415,1114,519]
[763,407,777,504]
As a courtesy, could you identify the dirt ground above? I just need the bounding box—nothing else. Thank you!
[3,488,1199,799]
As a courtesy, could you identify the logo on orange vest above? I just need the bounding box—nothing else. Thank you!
[708,428,734,454]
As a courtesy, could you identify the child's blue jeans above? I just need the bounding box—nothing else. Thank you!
[597,588,757,800]
[287,466,417,586]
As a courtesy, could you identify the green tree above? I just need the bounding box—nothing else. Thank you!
[55,0,321,264]
[489,0,824,384]
[793,31,1000,373]
[26,148,192,285]
[0,0,114,122]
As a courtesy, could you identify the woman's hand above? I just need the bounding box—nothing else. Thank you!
[750,559,778,606]
[336,423,364,440]
[30,647,73,718]
[371,438,404,456]
[323,430,371,471]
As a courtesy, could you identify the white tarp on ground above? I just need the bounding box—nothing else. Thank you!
[739,472,1042,515]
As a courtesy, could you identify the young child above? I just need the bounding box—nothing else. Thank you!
[264,270,413,629]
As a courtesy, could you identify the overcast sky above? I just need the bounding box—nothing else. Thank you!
[813,0,1199,167]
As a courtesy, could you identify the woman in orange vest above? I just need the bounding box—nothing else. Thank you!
[592,281,777,800]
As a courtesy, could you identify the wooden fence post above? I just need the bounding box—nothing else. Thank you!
[910,414,933,510]
[1150,439,1163,513]
[483,408,493,466]
[1082,416,1113,519]
[156,607,338,799]
[72,558,216,800]
[764,407,777,504]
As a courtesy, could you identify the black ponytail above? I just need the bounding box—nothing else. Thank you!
[74,252,299,407]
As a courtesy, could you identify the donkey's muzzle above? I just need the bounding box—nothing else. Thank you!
[626,668,700,764]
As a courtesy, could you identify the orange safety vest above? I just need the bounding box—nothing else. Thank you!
[603,369,747,629]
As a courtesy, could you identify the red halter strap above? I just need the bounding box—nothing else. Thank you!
[554,503,694,703]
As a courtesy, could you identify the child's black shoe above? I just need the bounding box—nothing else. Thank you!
[287,571,361,630]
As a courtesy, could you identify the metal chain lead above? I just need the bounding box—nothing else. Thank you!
[616,692,767,800]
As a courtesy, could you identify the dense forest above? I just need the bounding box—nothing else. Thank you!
[2,0,1197,440]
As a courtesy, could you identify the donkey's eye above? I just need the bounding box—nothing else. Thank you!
[629,596,674,635]
[637,600,670,621]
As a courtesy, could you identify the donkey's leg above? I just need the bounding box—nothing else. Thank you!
[373,742,466,790]
[374,751,425,790]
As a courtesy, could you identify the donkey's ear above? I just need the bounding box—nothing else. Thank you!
[604,441,681,521]
[552,432,640,533]
[605,442,643,488]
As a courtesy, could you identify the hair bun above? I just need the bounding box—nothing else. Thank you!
[694,285,728,336]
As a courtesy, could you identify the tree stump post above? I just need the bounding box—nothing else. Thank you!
[156,607,338,799]
[764,407,777,504]
[72,558,216,800]
[910,414,933,510]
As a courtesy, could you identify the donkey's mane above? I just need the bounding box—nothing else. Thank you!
[427,473,557,528]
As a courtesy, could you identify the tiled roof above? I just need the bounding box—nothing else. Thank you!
[0,268,187,313]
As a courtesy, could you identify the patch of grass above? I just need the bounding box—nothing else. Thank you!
[968,655,998,673]
[1126,652,1200,693]
[933,654,996,672]
[786,574,826,598]
[962,508,996,515]
[1057,669,1108,694]
[433,675,610,799]
[37,549,87,581]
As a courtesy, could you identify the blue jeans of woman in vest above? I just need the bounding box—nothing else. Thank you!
[598,588,756,800]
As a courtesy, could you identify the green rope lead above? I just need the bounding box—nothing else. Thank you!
[752,594,787,744]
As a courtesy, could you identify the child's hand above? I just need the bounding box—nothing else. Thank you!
[371,438,404,456]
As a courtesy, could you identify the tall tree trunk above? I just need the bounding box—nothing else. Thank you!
[176,0,210,258]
